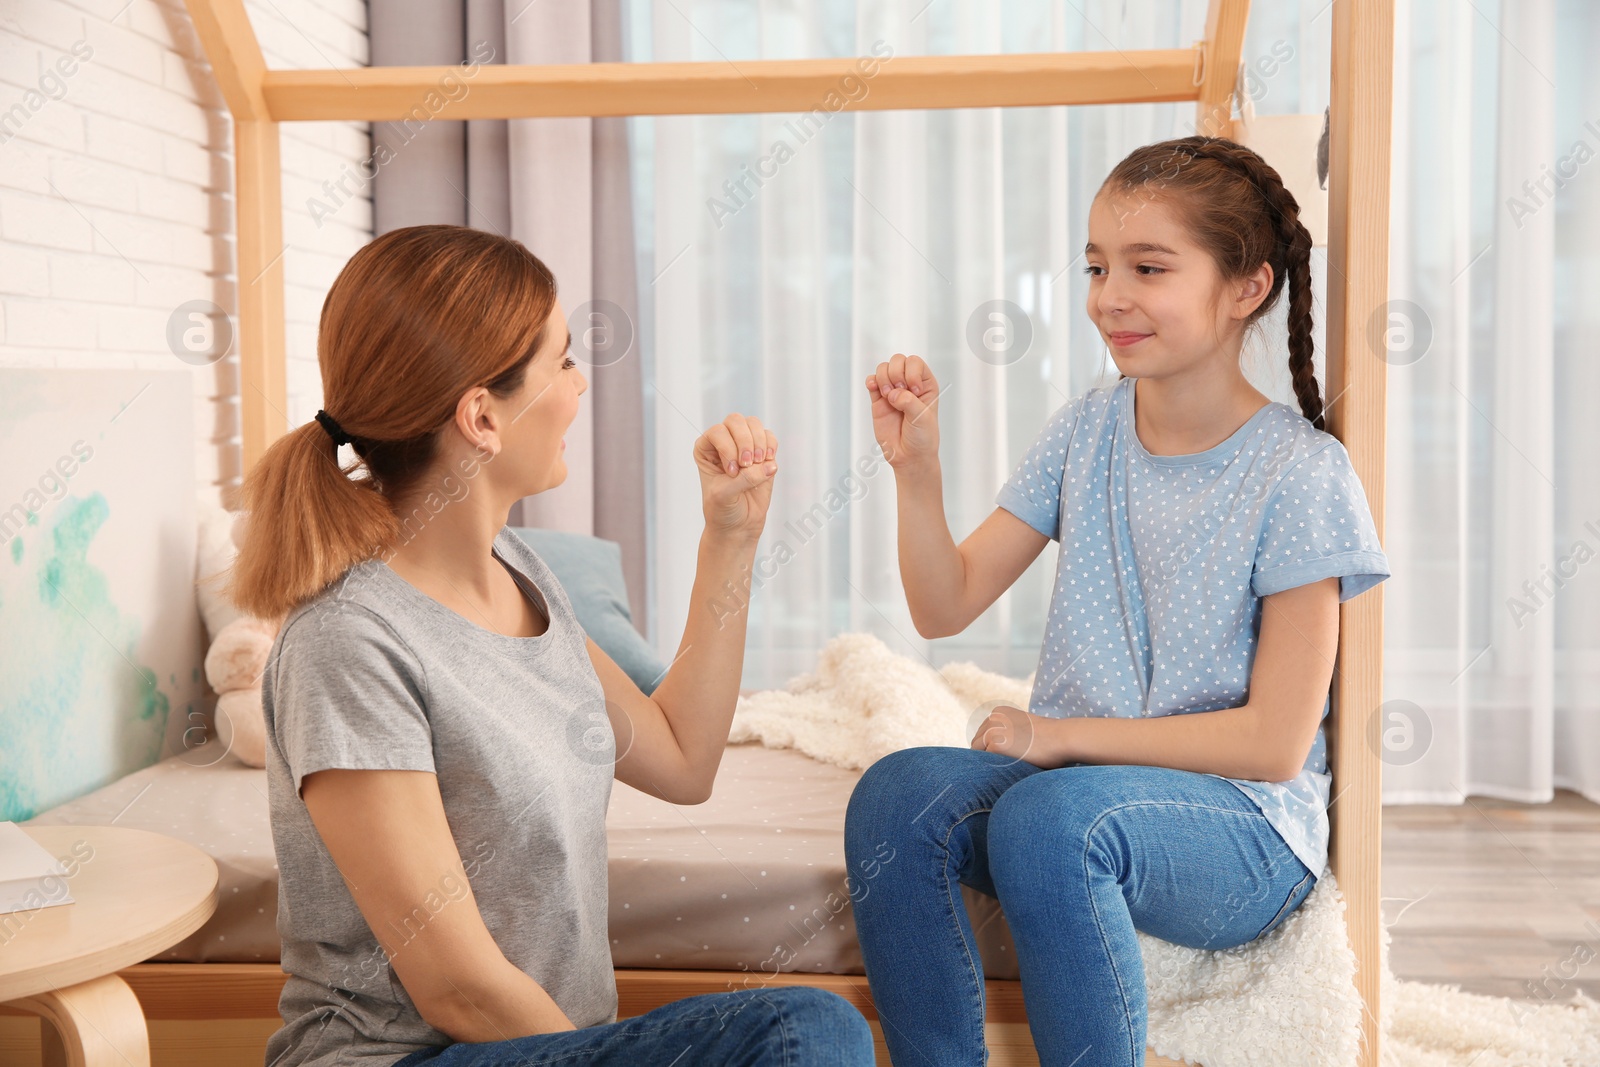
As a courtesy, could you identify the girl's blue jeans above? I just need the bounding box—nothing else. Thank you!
[843,747,1318,1067]
[390,986,874,1066]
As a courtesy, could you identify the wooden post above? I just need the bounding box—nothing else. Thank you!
[183,0,286,471]
[1324,2,1395,1065]
[233,119,288,470]
[1195,0,1252,137]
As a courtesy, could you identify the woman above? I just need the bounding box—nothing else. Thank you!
[226,225,874,1067]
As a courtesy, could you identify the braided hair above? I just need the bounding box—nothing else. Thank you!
[1100,136,1323,431]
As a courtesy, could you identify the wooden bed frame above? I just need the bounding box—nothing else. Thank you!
[13,1,1394,1064]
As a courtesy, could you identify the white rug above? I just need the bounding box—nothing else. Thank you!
[730,633,1600,1067]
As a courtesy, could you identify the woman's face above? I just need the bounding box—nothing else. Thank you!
[493,296,587,498]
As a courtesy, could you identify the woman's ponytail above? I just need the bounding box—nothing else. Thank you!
[221,421,401,624]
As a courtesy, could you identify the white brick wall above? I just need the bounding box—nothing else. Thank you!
[0,0,372,509]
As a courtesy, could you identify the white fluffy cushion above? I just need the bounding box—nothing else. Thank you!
[195,493,243,639]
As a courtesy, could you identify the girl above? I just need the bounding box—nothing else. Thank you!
[844,136,1390,1066]
[226,225,874,1067]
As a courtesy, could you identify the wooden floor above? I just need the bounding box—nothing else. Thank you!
[1382,788,1600,1001]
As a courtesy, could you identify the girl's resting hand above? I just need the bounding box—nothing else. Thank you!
[970,704,1067,769]
[866,353,941,471]
[694,413,778,543]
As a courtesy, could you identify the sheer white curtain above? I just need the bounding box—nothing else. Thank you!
[623,0,1600,806]
[1382,0,1600,804]
[627,0,1223,687]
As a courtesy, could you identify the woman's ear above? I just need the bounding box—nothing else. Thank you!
[1232,261,1274,322]
[453,386,501,458]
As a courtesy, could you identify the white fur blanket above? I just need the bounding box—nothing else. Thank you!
[730,633,1600,1067]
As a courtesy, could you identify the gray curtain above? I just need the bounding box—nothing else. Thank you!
[588,2,648,634]
[369,2,463,229]
[368,0,649,633]
[464,0,511,234]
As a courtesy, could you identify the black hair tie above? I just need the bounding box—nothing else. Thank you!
[314,409,353,447]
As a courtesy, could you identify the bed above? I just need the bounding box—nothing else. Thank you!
[5,704,1371,1067]
[4,0,1396,1063]
[18,741,1026,977]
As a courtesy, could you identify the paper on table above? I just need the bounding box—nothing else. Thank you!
[0,821,75,914]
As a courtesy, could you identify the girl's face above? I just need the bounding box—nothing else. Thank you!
[491,297,587,497]
[1084,191,1264,377]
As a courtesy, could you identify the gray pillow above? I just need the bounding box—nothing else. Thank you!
[508,527,667,695]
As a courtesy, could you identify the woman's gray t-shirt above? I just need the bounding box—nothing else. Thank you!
[260,527,618,1067]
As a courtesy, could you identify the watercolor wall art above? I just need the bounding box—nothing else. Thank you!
[1,369,205,821]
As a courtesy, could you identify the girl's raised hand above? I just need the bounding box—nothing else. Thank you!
[866,354,940,471]
[693,413,778,543]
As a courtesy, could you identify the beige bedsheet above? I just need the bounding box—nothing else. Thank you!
[27,743,1021,979]
[25,753,282,963]
[607,743,1019,978]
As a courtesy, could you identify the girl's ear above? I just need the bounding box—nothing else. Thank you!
[1232,261,1275,322]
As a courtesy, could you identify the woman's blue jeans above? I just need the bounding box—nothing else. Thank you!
[843,747,1318,1067]
[390,986,874,1066]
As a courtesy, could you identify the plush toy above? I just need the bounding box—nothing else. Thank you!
[203,613,275,768]
[196,496,278,768]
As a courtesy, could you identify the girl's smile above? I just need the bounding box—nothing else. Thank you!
[1109,331,1152,347]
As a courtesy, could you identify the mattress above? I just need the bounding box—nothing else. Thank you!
[26,742,1021,979]
[25,751,282,963]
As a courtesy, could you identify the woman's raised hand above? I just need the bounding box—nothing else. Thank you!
[693,413,778,543]
[866,354,940,471]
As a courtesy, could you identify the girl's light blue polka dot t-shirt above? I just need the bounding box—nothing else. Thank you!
[995,375,1390,878]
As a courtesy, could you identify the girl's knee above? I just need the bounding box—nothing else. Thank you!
[990,770,1078,837]
[988,771,1109,882]
[844,756,902,850]
[851,746,955,800]
[846,747,960,838]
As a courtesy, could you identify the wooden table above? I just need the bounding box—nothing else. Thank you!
[0,826,218,1067]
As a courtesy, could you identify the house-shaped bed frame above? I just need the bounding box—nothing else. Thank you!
[104,0,1400,1063]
